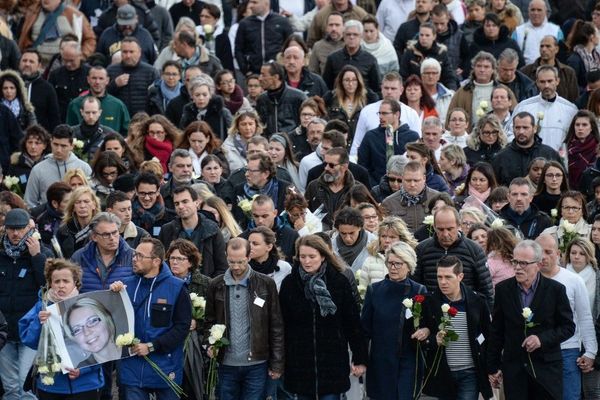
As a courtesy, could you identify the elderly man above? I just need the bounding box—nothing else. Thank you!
[307,0,368,47]
[322,20,381,93]
[423,116,448,158]
[421,58,455,122]
[512,0,564,64]
[520,35,579,102]
[497,48,538,102]
[309,12,345,75]
[414,205,494,308]
[284,46,328,98]
[508,65,577,151]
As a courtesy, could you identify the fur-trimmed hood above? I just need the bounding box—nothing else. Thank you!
[0,69,34,113]
[405,39,448,56]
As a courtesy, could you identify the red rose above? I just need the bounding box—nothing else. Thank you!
[414,294,425,303]
[448,307,458,317]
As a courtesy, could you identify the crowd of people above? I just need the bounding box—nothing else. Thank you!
[0,0,600,398]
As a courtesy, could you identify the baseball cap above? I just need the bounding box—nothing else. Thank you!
[117,4,137,26]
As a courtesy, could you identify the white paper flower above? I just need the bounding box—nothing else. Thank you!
[423,215,434,225]
[522,307,532,319]
[479,100,488,110]
[203,24,214,34]
[537,111,544,121]
[41,375,54,385]
[441,303,450,313]
[561,220,576,233]
[402,298,413,309]
[550,208,558,217]
[490,219,504,229]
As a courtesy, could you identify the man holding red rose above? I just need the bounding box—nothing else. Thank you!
[421,255,493,399]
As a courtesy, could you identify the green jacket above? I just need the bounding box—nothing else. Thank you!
[66,92,130,136]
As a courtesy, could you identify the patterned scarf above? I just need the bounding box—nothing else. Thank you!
[299,263,337,317]
[243,178,279,203]
[398,187,426,206]
[3,229,34,259]
[2,98,21,118]
[132,196,165,232]
[221,85,245,114]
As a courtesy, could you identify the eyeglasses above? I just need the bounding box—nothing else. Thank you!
[101,171,118,178]
[137,191,158,198]
[246,168,262,173]
[133,252,155,260]
[546,173,563,180]
[480,130,499,136]
[325,162,340,168]
[387,261,406,269]
[561,206,582,212]
[70,315,102,336]
[220,79,235,85]
[169,256,189,263]
[510,259,538,268]
[94,230,119,240]
[376,111,394,116]
[450,118,467,122]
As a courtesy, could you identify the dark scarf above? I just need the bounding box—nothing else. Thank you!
[336,229,368,266]
[298,263,337,317]
[132,196,165,232]
[398,187,426,206]
[222,85,245,114]
[2,229,34,259]
[267,83,286,103]
[243,178,279,203]
[43,202,63,235]
[249,254,279,275]
[568,134,598,187]
[144,136,173,172]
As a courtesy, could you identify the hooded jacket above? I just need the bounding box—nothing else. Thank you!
[465,25,525,74]
[179,96,233,140]
[24,152,92,208]
[401,40,459,90]
[0,69,36,131]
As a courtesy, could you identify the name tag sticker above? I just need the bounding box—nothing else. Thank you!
[157,298,167,304]
[153,227,161,236]
[18,268,27,278]
[253,297,265,308]
[405,308,413,319]
[19,175,27,184]
[477,333,485,345]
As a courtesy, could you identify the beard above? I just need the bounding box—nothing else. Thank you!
[322,172,337,183]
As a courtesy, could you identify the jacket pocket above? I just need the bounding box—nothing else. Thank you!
[150,303,173,328]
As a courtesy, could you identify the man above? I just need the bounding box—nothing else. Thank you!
[512,0,564,64]
[284,46,328,98]
[490,85,513,133]
[487,240,574,399]
[497,48,538,102]
[71,96,116,158]
[536,234,597,400]
[172,30,222,77]
[255,61,306,136]
[322,20,380,93]
[95,0,160,44]
[35,182,72,256]
[72,212,134,292]
[116,237,191,399]
[47,39,90,122]
[161,149,206,212]
[381,161,440,231]
[305,147,359,229]
[423,116,448,159]
[165,65,202,126]
[205,237,284,399]
[106,191,150,249]
[235,0,293,75]
[377,0,416,41]
[371,155,407,202]
[107,37,159,116]
[290,116,326,162]
[25,125,92,208]
[358,99,419,185]
[307,0,368,47]
[0,29,20,71]
[431,3,467,75]
[159,186,228,277]
[421,58,455,122]
[498,177,554,239]
[308,12,345,75]
[393,0,433,56]
[422,255,492,399]
[509,67,576,152]
[169,0,205,26]
[19,49,60,132]
[332,207,376,271]
[97,4,158,65]
[414,205,494,308]
[18,0,96,64]
[299,129,346,192]
[66,65,131,136]
[240,195,299,262]
[351,72,421,158]
[520,35,579,102]
[0,209,51,400]
[132,173,176,237]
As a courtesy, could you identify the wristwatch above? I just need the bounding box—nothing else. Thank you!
[147,342,155,353]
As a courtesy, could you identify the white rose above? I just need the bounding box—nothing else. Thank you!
[537,111,544,121]
[208,336,217,344]
[490,219,504,229]
[73,139,84,149]
[32,232,41,240]
[192,298,203,308]
[479,100,488,110]
[402,298,413,309]
[41,375,54,386]
[522,307,532,319]
[3,176,13,189]
[561,220,576,233]
[476,108,485,118]
[198,297,206,309]
[550,208,558,217]
[423,215,434,225]
[203,24,214,34]
[355,270,362,281]
[441,303,450,313]
[210,324,226,340]
[116,332,135,346]
[190,293,198,301]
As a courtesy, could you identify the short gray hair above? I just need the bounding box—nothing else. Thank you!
[91,212,122,230]
[421,58,441,74]
[308,117,327,128]
[344,19,363,35]
[514,240,543,262]
[498,48,519,64]
[189,75,215,95]
[387,155,408,175]
[535,65,559,80]
[422,116,444,130]
[441,144,467,168]
[471,51,497,71]
[169,149,192,166]
[385,241,417,274]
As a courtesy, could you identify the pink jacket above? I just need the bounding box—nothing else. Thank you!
[487,251,515,287]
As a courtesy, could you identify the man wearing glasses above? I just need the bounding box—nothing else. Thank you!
[487,239,574,400]
[131,173,176,237]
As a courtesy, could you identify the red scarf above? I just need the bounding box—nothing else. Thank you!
[220,85,245,114]
[568,135,598,188]
[145,136,174,173]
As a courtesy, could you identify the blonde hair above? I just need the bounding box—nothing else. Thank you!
[62,186,101,225]
[204,196,242,238]
[385,241,417,275]
[227,109,264,137]
[565,237,598,269]
[441,144,467,168]
[459,207,486,225]
[368,216,417,255]
[63,169,90,187]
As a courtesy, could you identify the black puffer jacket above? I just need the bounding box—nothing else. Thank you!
[371,175,394,202]
[293,67,329,98]
[492,138,561,186]
[279,262,368,397]
[179,96,233,140]
[464,142,504,167]
[165,86,191,126]
[415,233,494,309]
[107,61,160,115]
[256,84,307,136]
[400,40,458,90]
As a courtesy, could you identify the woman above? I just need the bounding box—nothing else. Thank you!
[198,4,234,71]
[566,20,600,91]
[281,188,315,235]
[0,69,36,130]
[201,195,242,242]
[358,217,418,287]
[463,114,508,166]
[56,186,100,258]
[248,226,292,290]
[400,75,438,122]
[279,235,368,399]
[533,161,569,215]
[128,114,182,173]
[94,133,138,173]
[454,162,498,208]
[361,16,399,78]
[443,108,470,148]
[19,259,104,400]
[289,97,327,160]
[324,65,378,145]
[564,110,600,188]
[269,132,301,189]
[179,77,233,140]
[405,141,449,193]
[180,121,229,178]
[147,61,183,115]
[63,169,90,190]
[524,157,547,192]
[222,109,264,171]
[439,144,469,196]
[64,297,122,367]
[343,184,382,211]
[200,155,233,205]
[358,203,382,235]
[487,0,523,33]
[361,241,430,400]
[459,207,486,233]
[486,226,518,287]
[467,223,490,252]
[542,191,592,250]
[90,151,127,208]
[214,69,251,115]
[8,125,50,192]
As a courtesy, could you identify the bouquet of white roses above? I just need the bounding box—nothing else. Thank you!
[206,324,229,400]
[3,175,22,197]
[35,289,62,386]
[558,219,578,254]
[72,139,87,162]
[237,195,259,219]
[190,293,206,321]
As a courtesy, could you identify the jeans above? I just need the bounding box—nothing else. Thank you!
[582,369,600,399]
[397,352,423,399]
[440,368,479,400]
[0,341,37,400]
[218,362,268,400]
[562,348,582,400]
[122,385,180,400]
[290,395,340,400]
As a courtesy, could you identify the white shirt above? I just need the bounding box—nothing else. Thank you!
[298,147,323,193]
[512,19,564,64]
[376,0,414,41]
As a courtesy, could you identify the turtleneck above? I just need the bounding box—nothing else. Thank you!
[80,120,100,138]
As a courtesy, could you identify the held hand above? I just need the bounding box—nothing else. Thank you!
[488,371,503,388]
[268,370,282,380]
[521,335,541,353]
[66,368,80,380]
[25,236,40,256]
[351,364,366,377]
[436,330,447,346]
[293,216,305,230]
[109,281,125,292]
[207,346,215,358]
[577,356,595,373]
[38,310,51,324]
[115,73,130,87]
[411,327,430,342]
[132,343,150,357]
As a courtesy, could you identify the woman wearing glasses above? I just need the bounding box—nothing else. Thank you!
[532,161,569,215]
[222,109,264,172]
[361,241,430,400]
[128,114,183,173]
[463,114,508,167]
[90,151,128,209]
[542,191,591,254]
